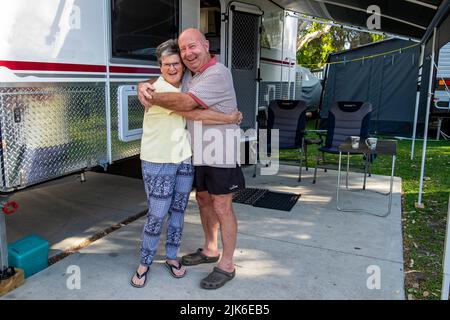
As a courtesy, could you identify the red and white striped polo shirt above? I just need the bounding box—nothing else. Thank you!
[183,56,241,168]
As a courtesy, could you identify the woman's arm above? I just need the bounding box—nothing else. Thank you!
[176,109,242,125]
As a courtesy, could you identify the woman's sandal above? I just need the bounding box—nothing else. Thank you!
[165,261,187,279]
[130,266,150,288]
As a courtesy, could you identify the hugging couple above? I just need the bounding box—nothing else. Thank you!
[131,28,245,290]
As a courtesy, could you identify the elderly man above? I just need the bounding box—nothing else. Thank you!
[138,28,244,289]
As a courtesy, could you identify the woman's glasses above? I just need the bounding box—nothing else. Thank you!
[162,62,181,69]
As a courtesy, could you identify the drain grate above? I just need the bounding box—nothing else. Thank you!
[233,188,300,212]
[253,191,301,212]
[232,188,268,205]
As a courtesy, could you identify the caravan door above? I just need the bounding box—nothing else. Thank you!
[227,2,262,133]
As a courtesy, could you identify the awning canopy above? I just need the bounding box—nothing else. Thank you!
[271,0,446,42]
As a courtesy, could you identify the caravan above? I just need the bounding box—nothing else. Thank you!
[432,41,450,139]
[434,42,450,113]
[0,0,299,193]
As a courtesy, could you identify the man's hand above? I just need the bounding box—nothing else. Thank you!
[137,81,155,109]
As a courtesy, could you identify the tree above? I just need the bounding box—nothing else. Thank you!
[297,21,386,69]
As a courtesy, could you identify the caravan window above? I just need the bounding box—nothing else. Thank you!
[111,0,179,62]
[200,0,221,54]
[261,11,283,50]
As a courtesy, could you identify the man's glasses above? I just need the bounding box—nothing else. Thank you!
[162,62,181,69]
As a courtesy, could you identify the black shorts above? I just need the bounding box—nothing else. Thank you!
[193,166,246,195]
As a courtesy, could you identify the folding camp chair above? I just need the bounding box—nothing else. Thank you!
[313,101,372,184]
[266,100,308,181]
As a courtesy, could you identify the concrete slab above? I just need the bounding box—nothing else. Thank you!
[1,165,404,300]
[5,172,148,256]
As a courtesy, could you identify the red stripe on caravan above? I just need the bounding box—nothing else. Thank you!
[109,66,160,74]
[0,60,106,73]
[260,57,295,66]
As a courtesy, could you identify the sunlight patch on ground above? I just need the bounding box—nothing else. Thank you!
[234,249,292,277]
[294,234,312,240]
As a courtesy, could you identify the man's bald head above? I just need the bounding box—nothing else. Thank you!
[177,28,211,73]
[179,28,207,43]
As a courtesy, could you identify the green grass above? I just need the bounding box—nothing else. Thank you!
[279,128,450,300]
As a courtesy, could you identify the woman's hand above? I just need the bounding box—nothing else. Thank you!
[229,111,243,125]
[137,81,155,109]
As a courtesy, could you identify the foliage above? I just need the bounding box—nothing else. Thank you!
[297,21,386,69]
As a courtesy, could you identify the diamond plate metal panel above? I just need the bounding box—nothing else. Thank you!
[110,83,142,161]
[0,84,107,191]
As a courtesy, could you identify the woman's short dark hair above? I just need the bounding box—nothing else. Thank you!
[156,39,180,66]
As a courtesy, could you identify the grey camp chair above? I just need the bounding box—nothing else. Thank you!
[313,101,372,184]
[266,100,308,181]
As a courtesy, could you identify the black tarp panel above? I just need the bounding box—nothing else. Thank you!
[436,11,450,50]
[321,39,421,135]
[424,2,450,55]
[268,0,450,135]
[419,53,433,122]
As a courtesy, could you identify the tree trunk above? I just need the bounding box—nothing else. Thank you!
[297,25,332,49]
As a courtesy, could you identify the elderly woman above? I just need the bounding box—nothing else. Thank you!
[131,39,241,288]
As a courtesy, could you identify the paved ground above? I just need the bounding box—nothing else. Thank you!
[5,172,148,257]
[1,164,404,300]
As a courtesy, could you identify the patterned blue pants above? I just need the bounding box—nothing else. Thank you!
[140,159,194,266]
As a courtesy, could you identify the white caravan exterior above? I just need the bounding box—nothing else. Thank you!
[434,42,450,113]
[0,0,298,192]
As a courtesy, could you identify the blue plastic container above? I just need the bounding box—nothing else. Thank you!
[8,235,49,278]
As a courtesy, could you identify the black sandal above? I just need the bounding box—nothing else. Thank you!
[181,248,220,266]
[200,267,235,290]
[165,261,187,279]
[130,266,150,288]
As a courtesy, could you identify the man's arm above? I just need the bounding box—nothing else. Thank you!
[138,80,199,112]
[175,109,242,125]
[151,92,199,112]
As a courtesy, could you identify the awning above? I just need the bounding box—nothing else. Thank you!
[270,0,445,42]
